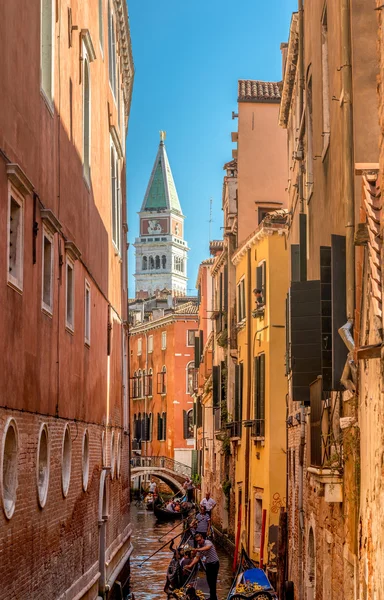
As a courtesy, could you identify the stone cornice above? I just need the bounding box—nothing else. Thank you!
[113,0,135,119]
[130,312,198,335]
[279,12,299,129]
[232,223,288,266]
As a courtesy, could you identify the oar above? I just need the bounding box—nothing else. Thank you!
[157,511,197,542]
[138,531,183,567]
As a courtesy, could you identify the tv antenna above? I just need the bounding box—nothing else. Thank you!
[208,197,213,243]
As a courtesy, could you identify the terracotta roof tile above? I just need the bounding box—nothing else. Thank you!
[238,80,281,103]
[174,301,199,315]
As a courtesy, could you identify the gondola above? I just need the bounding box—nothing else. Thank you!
[154,501,194,522]
[227,549,278,600]
[164,529,209,599]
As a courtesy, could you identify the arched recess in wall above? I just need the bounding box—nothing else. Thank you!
[155,255,160,269]
[149,256,154,270]
[142,256,147,270]
[1,418,18,519]
[162,255,166,269]
[307,526,316,599]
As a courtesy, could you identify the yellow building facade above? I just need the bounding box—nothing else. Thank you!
[232,215,288,579]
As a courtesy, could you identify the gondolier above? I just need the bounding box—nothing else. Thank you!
[200,491,216,516]
[184,533,220,600]
[191,506,211,540]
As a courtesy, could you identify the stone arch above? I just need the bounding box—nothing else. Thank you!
[130,468,184,494]
[307,525,316,599]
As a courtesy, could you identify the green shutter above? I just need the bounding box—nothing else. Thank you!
[212,366,221,409]
[163,412,167,440]
[191,450,198,476]
[183,410,188,439]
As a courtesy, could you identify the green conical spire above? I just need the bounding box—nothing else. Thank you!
[140,133,183,214]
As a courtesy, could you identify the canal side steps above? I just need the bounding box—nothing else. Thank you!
[130,455,192,494]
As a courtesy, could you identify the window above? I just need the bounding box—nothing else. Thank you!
[62,425,71,497]
[174,255,184,272]
[108,0,116,96]
[1,419,18,519]
[116,433,121,478]
[111,140,121,252]
[253,497,263,551]
[148,335,153,354]
[102,430,106,467]
[66,257,75,331]
[149,256,154,270]
[258,207,273,224]
[41,0,54,104]
[183,409,194,439]
[187,362,197,395]
[147,369,153,396]
[8,189,24,291]
[83,54,91,182]
[237,278,246,322]
[161,331,167,350]
[157,366,166,394]
[306,75,314,200]
[187,330,197,347]
[37,425,50,508]
[82,430,90,491]
[157,412,167,441]
[155,255,160,269]
[142,256,148,270]
[137,369,142,398]
[42,227,54,313]
[110,430,115,478]
[98,0,104,50]
[84,280,91,345]
[234,363,243,437]
[256,261,267,306]
[253,354,265,438]
[137,338,142,356]
[162,255,167,269]
[321,7,330,157]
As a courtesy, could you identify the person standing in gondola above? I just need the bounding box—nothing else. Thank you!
[191,505,211,541]
[184,533,220,600]
[183,477,195,502]
[200,491,216,517]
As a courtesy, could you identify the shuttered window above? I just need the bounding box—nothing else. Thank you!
[234,363,243,437]
[310,377,322,466]
[256,261,266,305]
[157,412,167,441]
[254,354,265,438]
[237,279,246,322]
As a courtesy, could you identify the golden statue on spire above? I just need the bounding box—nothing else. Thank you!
[159,130,166,143]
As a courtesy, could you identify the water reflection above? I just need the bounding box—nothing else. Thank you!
[130,506,233,599]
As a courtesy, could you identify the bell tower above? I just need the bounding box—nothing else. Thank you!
[134,133,189,297]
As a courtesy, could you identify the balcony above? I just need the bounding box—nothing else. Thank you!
[226,421,242,440]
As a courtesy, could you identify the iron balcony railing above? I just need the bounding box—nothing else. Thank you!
[130,455,192,478]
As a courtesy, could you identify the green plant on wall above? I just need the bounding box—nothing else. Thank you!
[216,432,231,457]
[222,478,231,510]
[192,473,201,486]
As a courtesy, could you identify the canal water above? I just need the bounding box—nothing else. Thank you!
[130,505,233,599]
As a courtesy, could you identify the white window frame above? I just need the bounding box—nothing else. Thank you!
[7,185,24,293]
[61,424,72,498]
[65,256,75,332]
[148,334,153,354]
[237,277,246,323]
[137,337,142,356]
[82,42,91,184]
[187,329,197,347]
[40,0,54,109]
[84,279,91,346]
[41,226,54,315]
[37,424,50,508]
[1,418,19,519]
[110,137,121,253]
[161,331,167,350]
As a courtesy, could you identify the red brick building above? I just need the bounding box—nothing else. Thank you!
[0,0,133,598]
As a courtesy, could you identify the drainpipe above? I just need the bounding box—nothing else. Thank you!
[298,405,305,600]
[245,248,252,553]
[341,0,354,321]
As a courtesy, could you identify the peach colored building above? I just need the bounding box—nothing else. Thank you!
[0,0,133,598]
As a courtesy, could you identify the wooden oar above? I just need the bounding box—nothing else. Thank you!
[137,531,183,567]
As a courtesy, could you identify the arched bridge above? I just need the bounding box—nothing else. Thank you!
[130,456,192,494]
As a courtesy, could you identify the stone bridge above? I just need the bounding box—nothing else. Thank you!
[130,456,192,494]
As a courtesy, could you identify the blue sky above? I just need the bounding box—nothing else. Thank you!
[126,0,297,296]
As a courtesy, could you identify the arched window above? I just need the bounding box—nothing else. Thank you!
[162,255,166,269]
[148,368,153,396]
[148,413,153,442]
[1,418,18,519]
[83,57,91,181]
[186,361,197,395]
[155,255,160,269]
[82,430,90,491]
[61,424,72,498]
[137,369,142,398]
[149,256,154,270]
[143,369,146,395]
[142,256,147,271]
[37,424,50,508]
[137,413,142,442]
[110,430,115,479]
[183,409,194,439]
[308,527,315,591]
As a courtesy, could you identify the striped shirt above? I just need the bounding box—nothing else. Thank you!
[197,539,219,564]
[195,513,210,533]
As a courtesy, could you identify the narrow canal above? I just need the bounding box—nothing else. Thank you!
[130,505,234,599]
